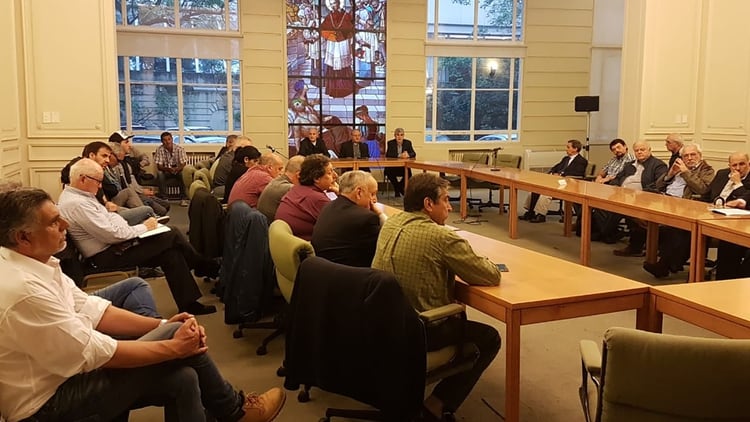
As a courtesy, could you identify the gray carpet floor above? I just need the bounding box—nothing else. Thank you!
[130,188,720,421]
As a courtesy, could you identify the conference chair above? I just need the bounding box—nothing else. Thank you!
[578,327,750,422]
[284,257,479,421]
[181,164,197,192]
[55,233,137,290]
[188,178,208,200]
[194,167,212,190]
[475,153,522,211]
[442,152,488,207]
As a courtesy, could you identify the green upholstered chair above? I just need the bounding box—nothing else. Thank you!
[579,327,750,422]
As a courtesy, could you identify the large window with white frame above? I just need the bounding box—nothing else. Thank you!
[115,0,241,144]
[426,0,524,144]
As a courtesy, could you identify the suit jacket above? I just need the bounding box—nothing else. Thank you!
[284,257,426,420]
[655,160,715,200]
[311,196,381,267]
[339,141,370,159]
[385,139,416,159]
[708,168,750,204]
[298,137,330,157]
[549,154,588,178]
[612,155,668,193]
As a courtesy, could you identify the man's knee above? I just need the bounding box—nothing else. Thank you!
[467,321,501,356]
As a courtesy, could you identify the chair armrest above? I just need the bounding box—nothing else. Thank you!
[579,339,602,378]
[419,303,466,324]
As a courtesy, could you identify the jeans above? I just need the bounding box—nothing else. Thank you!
[92,277,160,318]
[23,323,246,422]
[117,205,156,225]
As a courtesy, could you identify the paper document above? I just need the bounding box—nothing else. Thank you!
[710,208,750,216]
[138,223,171,239]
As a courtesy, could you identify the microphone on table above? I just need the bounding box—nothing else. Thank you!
[266,145,288,159]
[490,146,503,171]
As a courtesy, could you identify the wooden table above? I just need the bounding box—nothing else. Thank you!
[580,182,720,281]
[695,218,750,281]
[648,278,750,338]
[453,230,650,422]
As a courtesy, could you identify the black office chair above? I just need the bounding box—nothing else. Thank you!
[55,233,138,290]
[284,257,478,421]
[475,153,522,211]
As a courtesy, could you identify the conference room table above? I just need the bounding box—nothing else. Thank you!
[695,218,750,281]
[452,230,651,422]
[648,278,750,338]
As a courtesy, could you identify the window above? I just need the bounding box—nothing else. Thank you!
[286,0,387,157]
[115,0,241,144]
[118,56,240,144]
[116,0,239,31]
[425,0,524,143]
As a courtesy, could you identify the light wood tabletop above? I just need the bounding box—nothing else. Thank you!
[695,218,750,281]
[649,278,750,338]
[452,230,650,422]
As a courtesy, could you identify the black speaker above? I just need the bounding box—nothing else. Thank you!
[575,96,599,112]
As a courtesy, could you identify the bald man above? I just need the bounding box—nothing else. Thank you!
[228,152,285,207]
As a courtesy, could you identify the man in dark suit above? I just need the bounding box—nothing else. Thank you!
[311,170,386,267]
[384,128,417,197]
[709,152,750,279]
[520,139,588,223]
[339,129,370,172]
[297,127,330,157]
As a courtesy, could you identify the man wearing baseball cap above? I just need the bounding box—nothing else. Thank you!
[109,131,152,183]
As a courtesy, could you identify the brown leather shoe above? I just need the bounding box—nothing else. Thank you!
[239,388,286,422]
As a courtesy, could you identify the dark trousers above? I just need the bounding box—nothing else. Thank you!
[526,193,540,214]
[717,241,750,280]
[658,226,691,269]
[426,319,501,412]
[625,217,646,251]
[384,167,412,195]
[24,323,244,422]
[91,228,204,310]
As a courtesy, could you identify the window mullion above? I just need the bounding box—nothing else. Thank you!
[509,58,515,132]
[469,58,476,141]
[473,0,479,40]
[125,56,132,130]
[226,59,233,131]
[512,0,518,40]
[176,58,184,135]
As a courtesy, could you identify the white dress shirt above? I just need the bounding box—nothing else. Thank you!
[0,247,116,422]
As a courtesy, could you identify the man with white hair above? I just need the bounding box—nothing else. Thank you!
[312,170,386,267]
[665,133,684,167]
[58,158,219,315]
[644,144,714,278]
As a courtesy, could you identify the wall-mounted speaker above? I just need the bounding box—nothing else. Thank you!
[574,96,599,112]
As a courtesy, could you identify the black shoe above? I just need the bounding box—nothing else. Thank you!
[519,211,535,221]
[643,261,670,278]
[194,258,220,278]
[395,191,402,198]
[181,301,217,315]
[138,266,164,278]
[529,214,546,223]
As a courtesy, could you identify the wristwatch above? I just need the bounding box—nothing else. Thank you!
[159,318,168,326]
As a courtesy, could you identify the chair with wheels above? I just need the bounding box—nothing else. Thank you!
[474,153,522,211]
[579,327,750,422]
[284,257,479,421]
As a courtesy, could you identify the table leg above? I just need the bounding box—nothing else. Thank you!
[509,187,518,239]
[563,201,573,237]
[580,202,591,266]
[691,224,705,282]
[498,186,505,215]
[645,222,659,264]
[460,175,468,220]
[505,310,522,422]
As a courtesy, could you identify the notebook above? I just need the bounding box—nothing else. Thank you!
[710,208,750,216]
[138,223,171,239]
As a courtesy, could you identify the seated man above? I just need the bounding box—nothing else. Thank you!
[216,133,238,159]
[520,139,588,223]
[384,128,416,197]
[371,172,502,421]
[611,141,669,257]
[107,141,170,216]
[339,129,370,172]
[59,158,218,315]
[228,152,285,207]
[709,152,750,280]
[223,145,262,204]
[0,187,285,422]
[275,154,338,240]
[312,171,386,267]
[257,155,304,221]
[595,138,634,184]
[154,131,189,207]
[109,130,152,185]
[644,144,714,278]
[214,135,253,198]
[298,127,330,157]
[61,141,154,225]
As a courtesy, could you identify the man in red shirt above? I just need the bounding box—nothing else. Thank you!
[228,153,285,207]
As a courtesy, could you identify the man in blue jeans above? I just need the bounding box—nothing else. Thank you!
[92,277,161,318]
[0,188,285,422]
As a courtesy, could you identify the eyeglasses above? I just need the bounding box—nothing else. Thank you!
[84,175,103,184]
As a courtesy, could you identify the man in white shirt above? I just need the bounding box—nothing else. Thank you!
[0,187,285,422]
